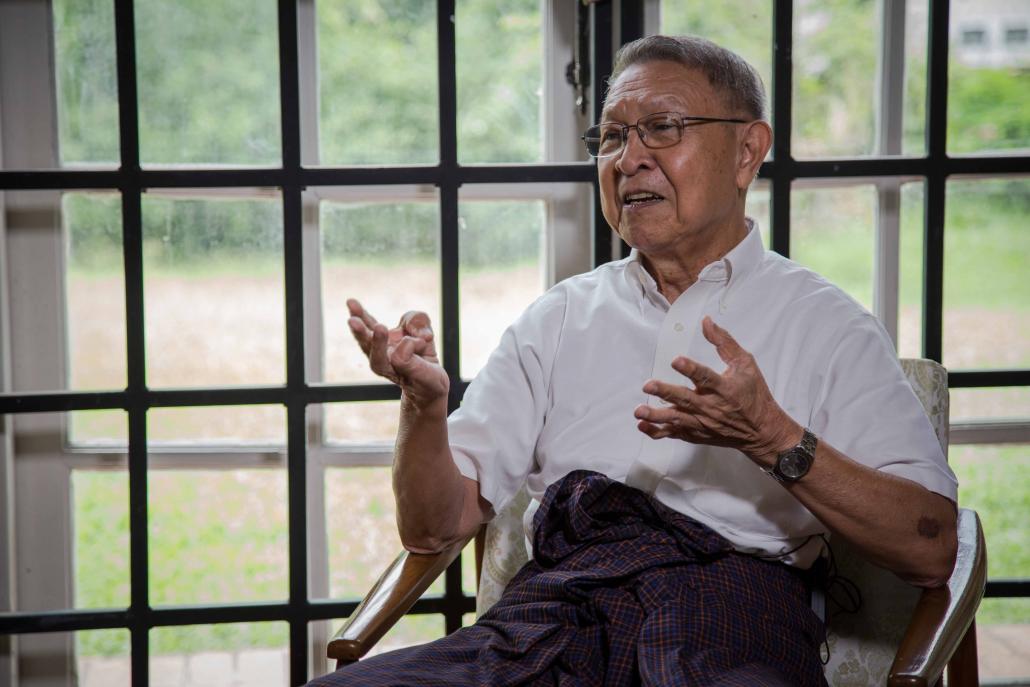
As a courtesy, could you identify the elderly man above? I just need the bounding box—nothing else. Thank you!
[312,35,957,686]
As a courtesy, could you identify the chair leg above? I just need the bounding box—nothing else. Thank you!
[946,619,980,687]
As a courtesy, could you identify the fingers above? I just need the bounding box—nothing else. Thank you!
[389,337,450,397]
[399,310,434,340]
[346,299,380,355]
[635,408,706,440]
[347,298,379,330]
[368,323,394,378]
[702,316,747,364]
[670,356,722,391]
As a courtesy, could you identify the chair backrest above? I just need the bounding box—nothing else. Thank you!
[822,358,948,684]
[475,359,949,686]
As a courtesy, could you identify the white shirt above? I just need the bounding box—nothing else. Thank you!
[448,221,958,567]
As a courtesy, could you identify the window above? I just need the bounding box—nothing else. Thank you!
[3,1,1029,686]
[961,27,987,45]
[1005,26,1028,45]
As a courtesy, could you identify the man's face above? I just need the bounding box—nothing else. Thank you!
[598,60,749,258]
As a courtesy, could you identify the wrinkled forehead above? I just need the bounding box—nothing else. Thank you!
[602,60,722,121]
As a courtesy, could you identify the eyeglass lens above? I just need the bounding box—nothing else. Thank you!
[586,114,684,157]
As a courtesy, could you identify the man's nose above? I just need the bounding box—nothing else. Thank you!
[615,127,654,174]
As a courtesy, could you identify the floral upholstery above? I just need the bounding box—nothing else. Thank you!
[823,358,948,684]
[475,358,949,687]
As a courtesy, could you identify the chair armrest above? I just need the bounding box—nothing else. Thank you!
[327,536,473,663]
[887,508,987,687]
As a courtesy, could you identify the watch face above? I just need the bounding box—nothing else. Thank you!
[779,450,811,480]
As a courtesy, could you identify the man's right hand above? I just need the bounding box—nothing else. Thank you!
[346,298,449,411]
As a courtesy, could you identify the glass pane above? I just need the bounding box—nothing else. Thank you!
[898,181,925,359]
[901,1,928,157]
[9,629,131,687]
[462,540,477,595]
[5,190,123,395]
[148,405,286,445]
[456,0,543,163]
[142,193,285,388]
[792,1,878,158]
[65,192,127,394]
[323,401,401,445]
[952,443,1030,681]
[952,444,1028,576]
[660,1,773,124]
[951,387,1030,423]
[150,622,288,686]
[12,411,129,613]
[975,598,1030,682]
[53,0,119,165]
[73,466,130,611]
[319,193,441,384]
[323,467,443,600]
[135,0,281,166]
[948,5,1030,154]
[745,180,771,249]
[317,2,438,165]
[943,179,1030,370]
[791,184,877,311]
[458,196,546,379]
[69,409,129,447]
[148,469,287,605]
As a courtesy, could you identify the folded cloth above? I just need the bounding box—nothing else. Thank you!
[310,470,827,686]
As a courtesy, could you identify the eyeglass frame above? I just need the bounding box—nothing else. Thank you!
[581,111,749,158]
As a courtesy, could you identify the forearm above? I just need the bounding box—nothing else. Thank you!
[392,394,483,553]
[776,428,958,587]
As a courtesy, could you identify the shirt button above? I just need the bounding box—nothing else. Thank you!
[674,322,684,332]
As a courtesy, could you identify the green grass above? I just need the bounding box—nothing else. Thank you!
[790,183,1029,313]
[951,444,1030,626]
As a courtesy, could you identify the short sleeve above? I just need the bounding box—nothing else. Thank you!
[810,315,958,502]
[448,288,567,513]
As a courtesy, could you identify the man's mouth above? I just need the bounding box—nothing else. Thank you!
[622,192,665,206]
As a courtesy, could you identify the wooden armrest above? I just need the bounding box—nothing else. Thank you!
[887,508,987,687]
[327,535,473,663]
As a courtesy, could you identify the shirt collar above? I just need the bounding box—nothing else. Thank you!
[626,217,765,304]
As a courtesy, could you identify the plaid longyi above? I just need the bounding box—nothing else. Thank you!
[309,470,827,686]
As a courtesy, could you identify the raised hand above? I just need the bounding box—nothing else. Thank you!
[633,316,800,465]
[346,298,449,410]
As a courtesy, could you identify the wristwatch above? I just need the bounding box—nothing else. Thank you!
[767,428,818,483]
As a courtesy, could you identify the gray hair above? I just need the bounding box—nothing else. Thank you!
[609,35,767,121]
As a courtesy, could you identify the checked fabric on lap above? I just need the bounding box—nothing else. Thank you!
[315,470,826,686]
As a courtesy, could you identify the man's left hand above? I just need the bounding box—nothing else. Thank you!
[634,316,801,467]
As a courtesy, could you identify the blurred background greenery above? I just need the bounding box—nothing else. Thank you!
[40,0,1030,667]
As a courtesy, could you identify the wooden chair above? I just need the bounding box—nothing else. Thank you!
[327,359,987,687]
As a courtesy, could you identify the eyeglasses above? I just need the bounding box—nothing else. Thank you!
[581,111,748,158]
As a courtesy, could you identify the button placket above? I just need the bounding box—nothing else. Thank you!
[626,281,715,493]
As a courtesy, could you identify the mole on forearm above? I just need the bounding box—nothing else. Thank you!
[917,516,941,539]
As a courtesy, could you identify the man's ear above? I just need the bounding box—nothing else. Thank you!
[736,120,772,190]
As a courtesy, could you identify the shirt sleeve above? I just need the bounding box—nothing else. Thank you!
[809,313,958,502]
[447,287,567,513]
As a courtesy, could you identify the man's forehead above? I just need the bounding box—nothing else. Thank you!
[602,61,713,118]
